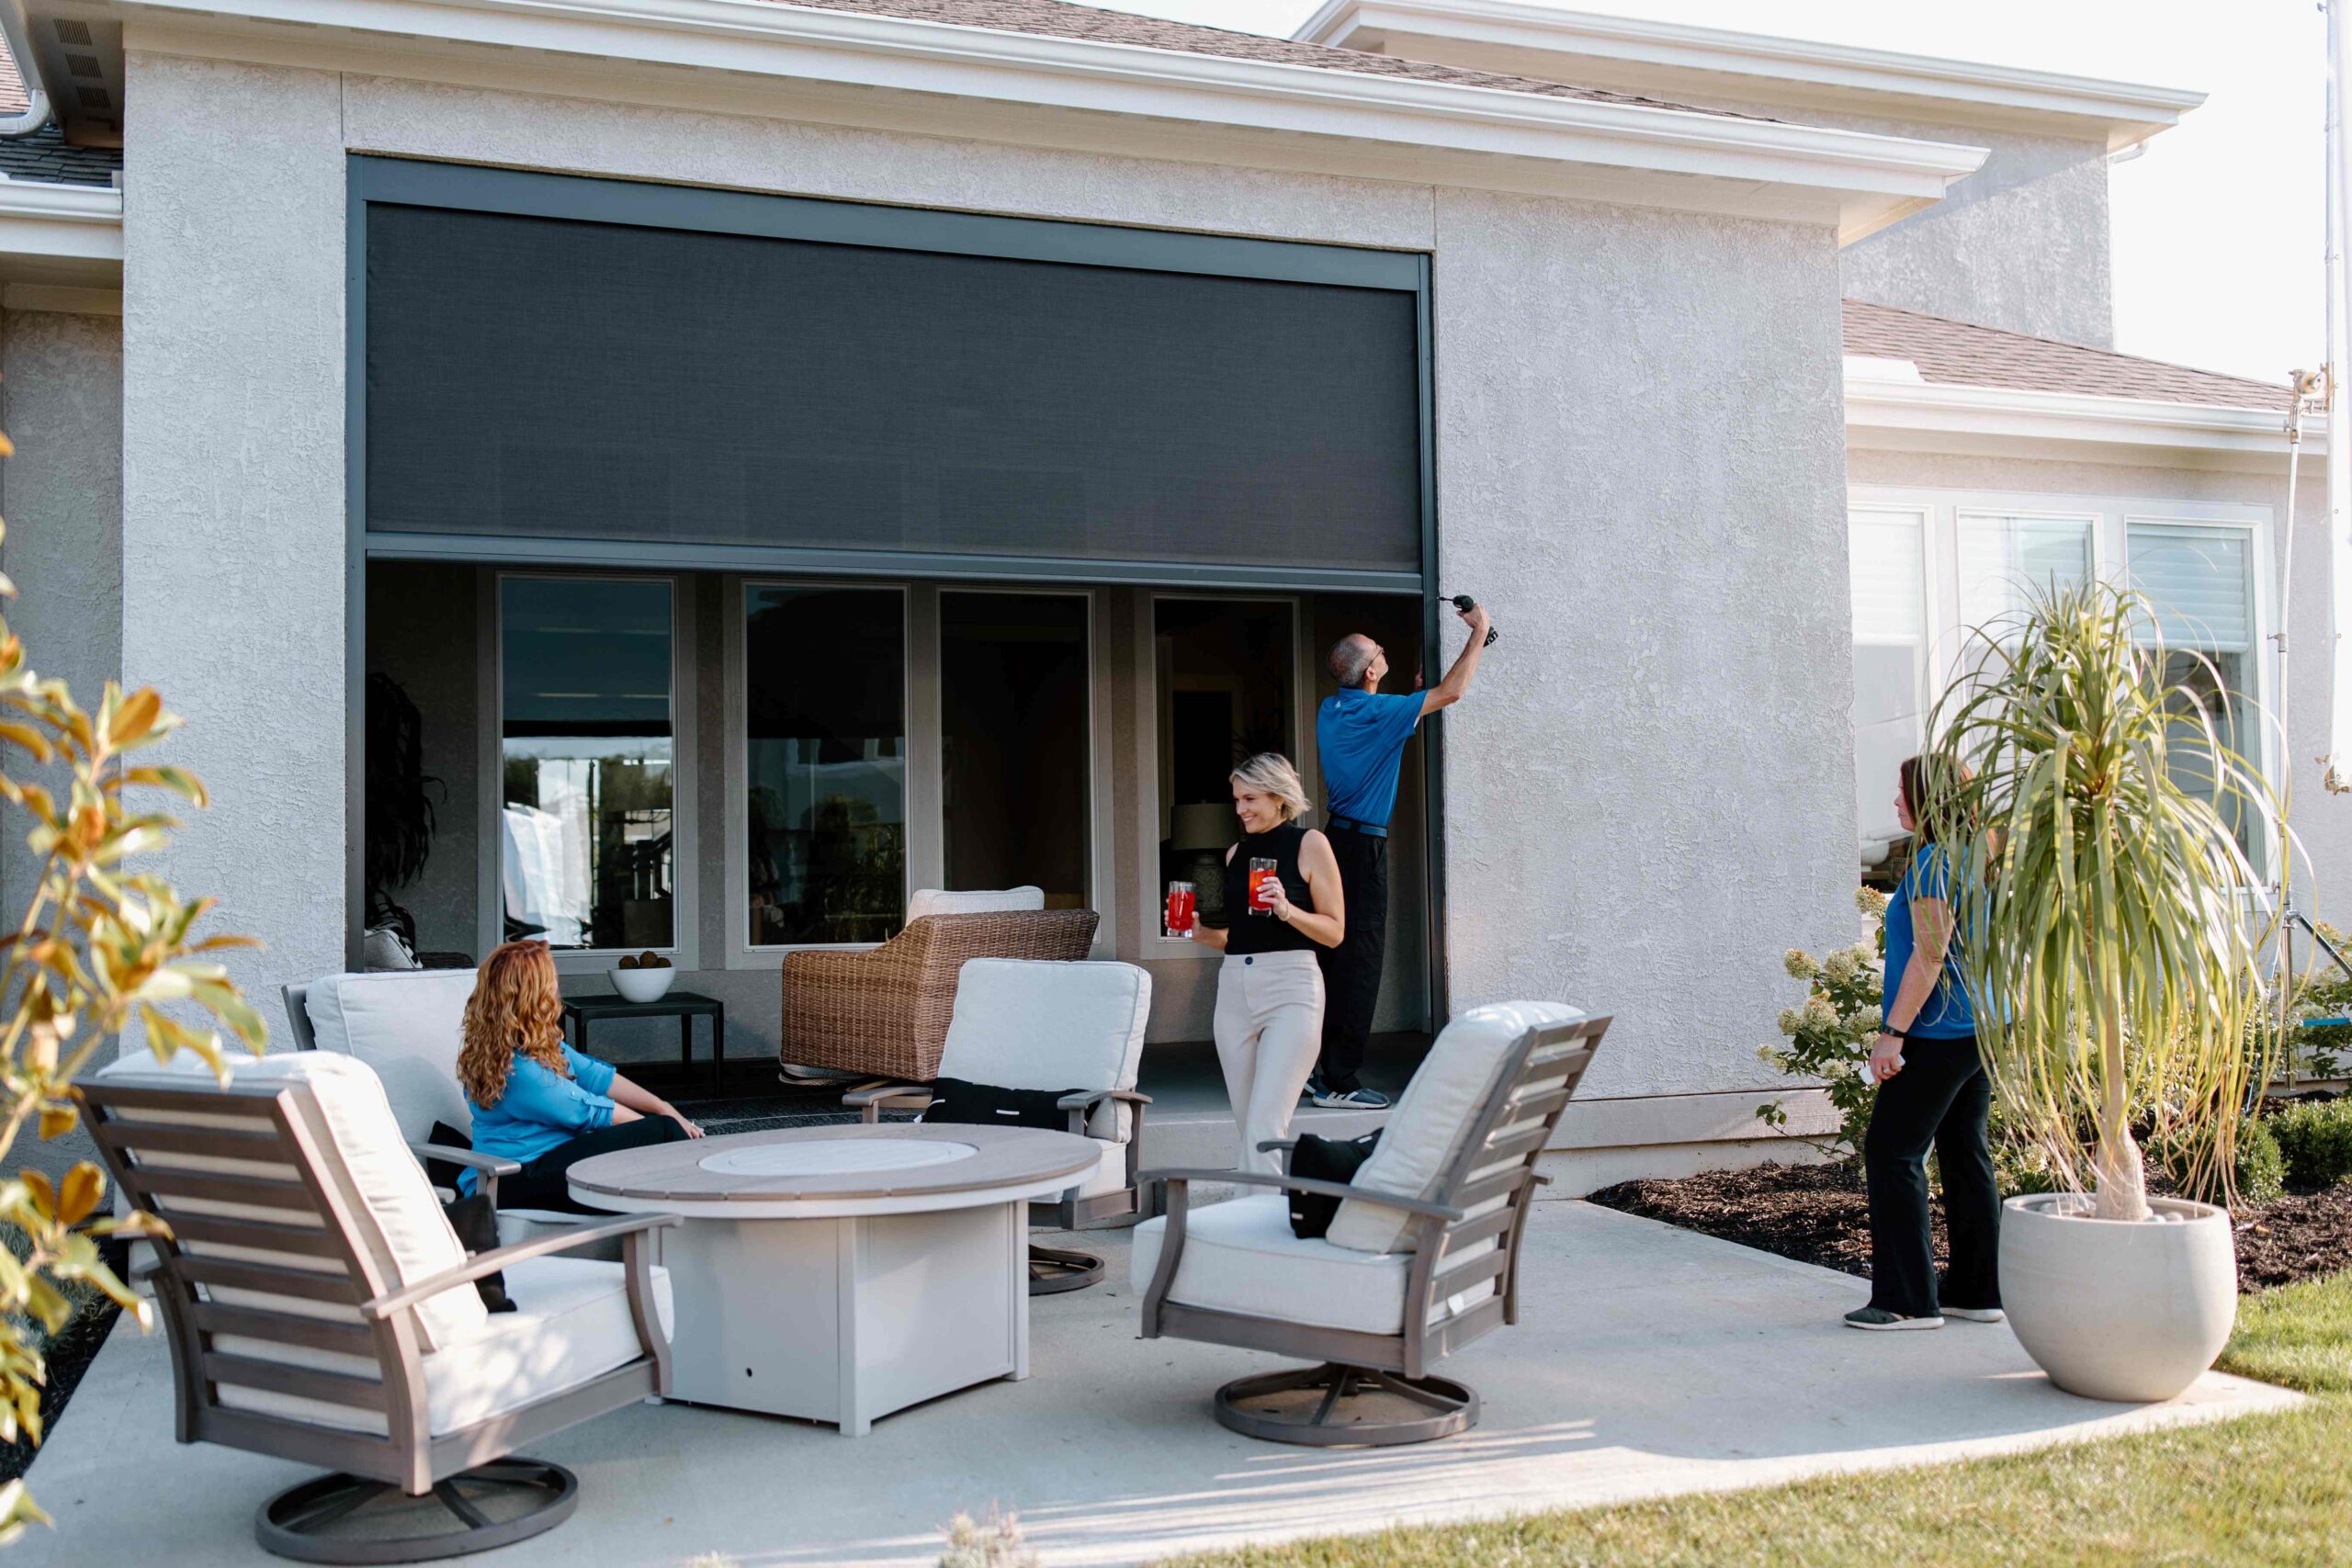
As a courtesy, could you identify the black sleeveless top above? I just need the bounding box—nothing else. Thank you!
[1222,821,1318,955]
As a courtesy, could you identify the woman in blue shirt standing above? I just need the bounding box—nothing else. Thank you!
[1849,756,2003,1332]
[457,941,705,1213]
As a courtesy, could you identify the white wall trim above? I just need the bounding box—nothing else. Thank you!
[110,0,1982,241]
[1298,0,2203,151]
[0,175,122,279]
[1846,376,2310,473]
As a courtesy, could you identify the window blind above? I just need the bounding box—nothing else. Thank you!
[2128,524,2253,651]
[1957,514,2093,635]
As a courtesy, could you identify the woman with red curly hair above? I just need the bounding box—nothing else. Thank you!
[458,940,705,1212]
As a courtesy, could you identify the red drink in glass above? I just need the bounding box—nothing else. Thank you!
[1248,858,1279,916]
[1166,881,1196,938]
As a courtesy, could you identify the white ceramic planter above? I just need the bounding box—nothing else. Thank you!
[1998,1192,2237,1403]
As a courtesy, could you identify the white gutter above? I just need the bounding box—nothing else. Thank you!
[0,176,123,264]
[109,0,1985,219]
[1844,374,2310,466]
[1298,0,2204,152]
[0,0,51,139]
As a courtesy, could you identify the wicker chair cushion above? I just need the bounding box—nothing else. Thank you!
[304,969,481,1142]
[938,959,1150,1141]
[1130,1194,1495,1336]
[1327,1000,1587,1256]
[96,1046,490,1354]
[908,886,1046,919]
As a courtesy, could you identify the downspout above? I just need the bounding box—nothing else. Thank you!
[0,3,51,140]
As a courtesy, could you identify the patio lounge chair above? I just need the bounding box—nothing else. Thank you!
[843,956,1153,1293]
[781,887,1099,1082]
[81,1045,677,1562]
[1136,1002,1607,1447]
[284,972,591,1252]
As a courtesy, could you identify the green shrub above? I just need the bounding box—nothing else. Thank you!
[2270,1098,2352,1189]
[2236,1116,2290,1203]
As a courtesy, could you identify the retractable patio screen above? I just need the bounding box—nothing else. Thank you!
[358,168,1426,588]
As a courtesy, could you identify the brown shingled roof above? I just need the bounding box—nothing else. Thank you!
[1844,299,2290,412]
[752,0,1755,118]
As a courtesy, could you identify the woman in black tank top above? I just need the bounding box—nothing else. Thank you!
[1194,753,1345,1173]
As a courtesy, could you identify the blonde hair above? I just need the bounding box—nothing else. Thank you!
[458,941,572,1108]
[1230,752,1309,823]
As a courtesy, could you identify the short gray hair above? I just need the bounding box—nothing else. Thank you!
[1329,634,1377,688]
[1230,752,1309,823]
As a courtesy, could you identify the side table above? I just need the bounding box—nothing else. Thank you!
[561,990,726,1093]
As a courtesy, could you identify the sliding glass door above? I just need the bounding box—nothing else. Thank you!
[940,592,1091,908]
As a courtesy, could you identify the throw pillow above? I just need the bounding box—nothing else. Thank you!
[922,1077,1081,1132]
[1287,1130,1383,1239]
[420,1120,474,1194]
[439,1193,514,1313]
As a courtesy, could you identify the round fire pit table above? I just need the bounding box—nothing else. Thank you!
[568,1122,1099,1435]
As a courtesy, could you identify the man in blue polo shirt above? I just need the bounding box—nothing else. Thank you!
[1306,600,1491,1109]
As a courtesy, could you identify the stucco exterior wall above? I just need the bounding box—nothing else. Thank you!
[1840,125,2112,349]
[122,52,349,1010]
[1847,447,2347,921]
[126,52,1860,1121]
[1436,188,1857,1100]
[0,308,123,919]
[1697,96,2113,347]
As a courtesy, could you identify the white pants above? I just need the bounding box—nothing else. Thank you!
[1214,951,1326,1176]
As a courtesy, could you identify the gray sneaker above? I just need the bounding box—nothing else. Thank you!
[1844,1306,1944,1331]
[1942,1305,2006,1323]
[1310,1084,1392,1111]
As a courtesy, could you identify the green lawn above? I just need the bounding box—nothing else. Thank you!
[1157,1272,2352,1568]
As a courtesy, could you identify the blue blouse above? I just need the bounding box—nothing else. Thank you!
[1883,842,1977,1039]
[462,1042,617,1193]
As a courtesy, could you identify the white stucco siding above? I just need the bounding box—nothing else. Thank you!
[1434,188,1857,1100]
[121,52,349,1005]
[1839,126,2112,349]
[0,308,124,919]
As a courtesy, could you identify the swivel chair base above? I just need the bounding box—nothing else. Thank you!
[1028,1243,1105,1295]
[1214,1362,1478,1447]
[255,1459,578,1563]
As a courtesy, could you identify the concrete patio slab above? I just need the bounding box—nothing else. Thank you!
[20,1200,2298,1567]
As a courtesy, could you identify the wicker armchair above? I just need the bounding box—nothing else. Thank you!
[781,908,1100,1081]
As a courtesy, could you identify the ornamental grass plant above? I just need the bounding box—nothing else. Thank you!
[1925,581,2281,1219]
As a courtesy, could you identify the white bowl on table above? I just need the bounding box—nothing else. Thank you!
[610,966,677,1004]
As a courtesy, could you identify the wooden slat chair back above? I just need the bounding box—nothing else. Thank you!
[82,1075,677,1562]
[1137,1010,1609,1446]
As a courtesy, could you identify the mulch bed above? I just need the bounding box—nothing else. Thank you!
[1588,1161,2352,1293]
[0,1297,121,1483]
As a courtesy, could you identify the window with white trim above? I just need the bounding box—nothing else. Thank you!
[1844,489,2276,875]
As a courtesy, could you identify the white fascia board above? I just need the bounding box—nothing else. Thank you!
[1845,378,2312,473]
[0,177,123,265]
[1299,0,2202,152]
[99,0,1983,232]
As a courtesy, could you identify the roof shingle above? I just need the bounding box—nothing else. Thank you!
[752,0,1755,118]
[1843,299,2290,412]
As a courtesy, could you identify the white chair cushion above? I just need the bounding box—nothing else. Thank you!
[1327,1001,1584,1255]
[1130,1194,1494,1337]
[97,1046,490,1353]
[305,969,481,1143]
[907,886,1046,920]
[938,960,1150,1141]
[214,1255,673,1437]
[1069,1139,1128,1201]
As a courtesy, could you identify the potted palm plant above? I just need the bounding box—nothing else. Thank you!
[1927,581,2281,1403]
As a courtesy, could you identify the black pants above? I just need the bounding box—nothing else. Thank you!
[1314,825,1388,1092]
[499,1116,688,1214]
[1862,1033,2001,1317]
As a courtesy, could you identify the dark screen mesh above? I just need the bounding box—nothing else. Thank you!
[364,205,1422,574]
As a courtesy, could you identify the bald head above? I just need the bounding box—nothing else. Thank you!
[1329,634,1381,690]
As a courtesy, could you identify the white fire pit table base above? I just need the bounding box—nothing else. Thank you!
[568,1122,1100,1435]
